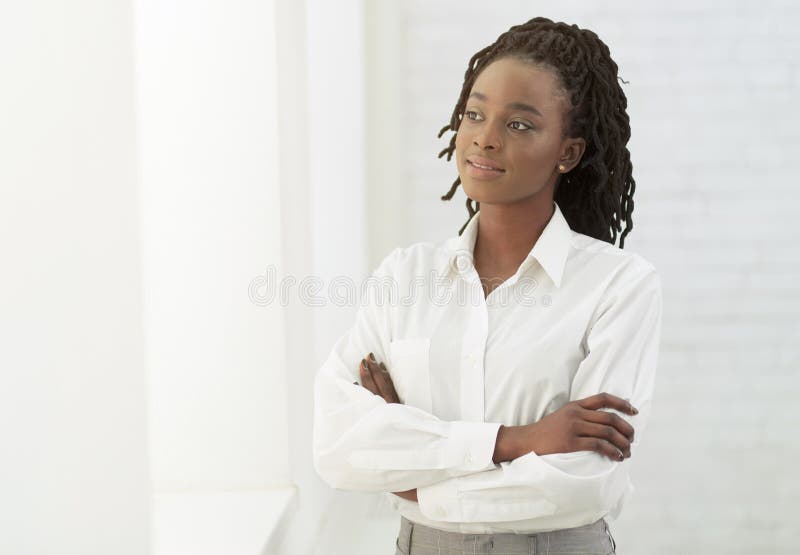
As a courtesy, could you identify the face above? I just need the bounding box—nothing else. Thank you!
[455,56,585,206]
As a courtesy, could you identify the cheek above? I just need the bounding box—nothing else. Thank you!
[454,135,468,165]
[521,142,559,167]
[455,130,466,151]
[504,151,552,183]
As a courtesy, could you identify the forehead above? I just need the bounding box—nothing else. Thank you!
[469,57,568,114]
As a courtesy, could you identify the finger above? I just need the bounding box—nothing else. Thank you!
[368,357,400,404]
[366,354,400,404]
[378,361,401,403]
[575,392,638,416]
[575,436,626,462]
[359,358,379,395]
[575,421,632,458]
[581,408,635,442]
[575,392,636,414]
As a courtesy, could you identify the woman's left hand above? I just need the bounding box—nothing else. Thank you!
[354,352,401,404]
[353,353,417,502]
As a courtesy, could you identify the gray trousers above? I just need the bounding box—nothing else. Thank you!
[395,516,617,555]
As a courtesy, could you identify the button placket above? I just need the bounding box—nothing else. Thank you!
[459,279,488,422]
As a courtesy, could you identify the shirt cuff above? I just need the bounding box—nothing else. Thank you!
[446,421,502,474]
[417,474,463,521]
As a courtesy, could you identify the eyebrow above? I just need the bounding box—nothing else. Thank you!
[468,92,543,118]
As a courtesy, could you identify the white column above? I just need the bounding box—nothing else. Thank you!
[135,0,289,495]
[0,2,151,554]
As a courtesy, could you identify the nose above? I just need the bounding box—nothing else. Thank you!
[473,126,501,150]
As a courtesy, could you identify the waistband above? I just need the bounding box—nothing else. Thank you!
[396,516,616,555]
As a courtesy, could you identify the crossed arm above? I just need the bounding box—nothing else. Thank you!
[353,351,640,505]
[353,353,420,502]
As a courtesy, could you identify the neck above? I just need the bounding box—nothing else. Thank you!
[474,197,554,270]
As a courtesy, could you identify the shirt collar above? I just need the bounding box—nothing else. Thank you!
[437,200,572,288]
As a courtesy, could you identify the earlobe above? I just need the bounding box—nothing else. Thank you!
[559,139,586,172]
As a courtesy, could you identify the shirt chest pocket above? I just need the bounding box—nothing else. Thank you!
[388,337,432,413]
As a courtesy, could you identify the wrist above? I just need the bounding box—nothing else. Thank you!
[492,424,521,463]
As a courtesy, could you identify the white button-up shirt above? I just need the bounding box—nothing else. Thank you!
[312,200,663,533]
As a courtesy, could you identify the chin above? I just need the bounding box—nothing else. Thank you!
[463,183,543,207]
[461,187,503,206]
[460,176,499,196]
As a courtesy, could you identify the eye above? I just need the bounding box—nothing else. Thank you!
[464,110,481,121]
[509,121,532,131]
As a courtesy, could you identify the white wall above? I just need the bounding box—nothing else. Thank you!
[2,1,303,553]
[275,0,375,553]
[364,0,406,267]
[134,0,290,496]
[0,2,151,554]
[365,1,800,553]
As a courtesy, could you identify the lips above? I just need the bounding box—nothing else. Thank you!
[467,156,505,172]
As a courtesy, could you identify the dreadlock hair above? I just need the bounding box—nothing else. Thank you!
[438,16,635,248]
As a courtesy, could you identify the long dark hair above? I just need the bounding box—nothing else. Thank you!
[439,17,635,248]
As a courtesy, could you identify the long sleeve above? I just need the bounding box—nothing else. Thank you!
[312,247,503,493]
[416,263,663,526]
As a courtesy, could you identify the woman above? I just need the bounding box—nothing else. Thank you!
[313,16,662,554]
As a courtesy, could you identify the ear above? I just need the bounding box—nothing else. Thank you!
[557,137,586,173]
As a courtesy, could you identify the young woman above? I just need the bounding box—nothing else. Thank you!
[313,16,662,554]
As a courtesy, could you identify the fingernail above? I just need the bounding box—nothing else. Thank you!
[361,358,367,370]
[618,453,624,461]
[633,407,639,414]
[369,352,376,362]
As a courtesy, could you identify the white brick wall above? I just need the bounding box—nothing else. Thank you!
[381,1,800,553]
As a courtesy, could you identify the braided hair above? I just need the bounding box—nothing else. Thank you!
[439,17,635,248]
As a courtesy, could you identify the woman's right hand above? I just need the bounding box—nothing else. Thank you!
[493,393,638,464]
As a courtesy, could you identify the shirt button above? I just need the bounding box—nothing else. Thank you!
[464,453,473,464]
[454,254,472,273]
